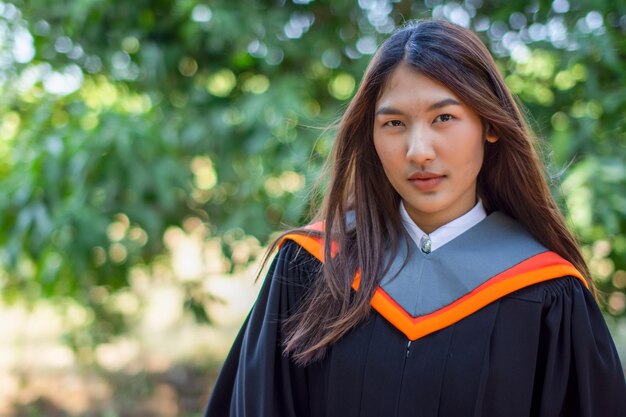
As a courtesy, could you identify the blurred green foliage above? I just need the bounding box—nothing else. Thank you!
[0,0,625,344]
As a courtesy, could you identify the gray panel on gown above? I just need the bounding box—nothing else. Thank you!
[379,212,548,317]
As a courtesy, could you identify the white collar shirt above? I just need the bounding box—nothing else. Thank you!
[399,200,487,253]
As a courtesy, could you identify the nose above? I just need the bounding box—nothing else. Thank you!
[406,126,436,164]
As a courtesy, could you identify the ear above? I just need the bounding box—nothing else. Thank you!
[483,121,499,143]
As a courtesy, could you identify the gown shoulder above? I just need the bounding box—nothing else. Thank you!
[512,275,626,417]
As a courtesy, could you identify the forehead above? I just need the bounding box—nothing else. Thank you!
[377,63,459,105]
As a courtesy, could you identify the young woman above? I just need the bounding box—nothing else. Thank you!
[205,19,626,417]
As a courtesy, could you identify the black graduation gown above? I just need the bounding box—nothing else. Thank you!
[205,236,626,417]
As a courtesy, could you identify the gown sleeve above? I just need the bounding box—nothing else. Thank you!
[204,240,319,417]
[534,276,626,416]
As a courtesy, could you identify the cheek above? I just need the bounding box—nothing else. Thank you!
[467,142,484,162]
[450,124,485,170]
[459,142,485,176]
[372,142,398,191]
[372,135,384,159]
[373,137,400,171]
[473,142,486,167]
[373,138,387,166]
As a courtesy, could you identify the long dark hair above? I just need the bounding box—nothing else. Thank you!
[274,19,593,366]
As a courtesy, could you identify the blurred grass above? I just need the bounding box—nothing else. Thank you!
[0,261,260,417]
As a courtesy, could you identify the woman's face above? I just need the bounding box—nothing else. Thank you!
[373,63,496,233]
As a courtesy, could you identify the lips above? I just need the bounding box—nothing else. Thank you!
[407,171,445,192]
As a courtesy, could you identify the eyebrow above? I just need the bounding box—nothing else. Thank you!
[375,97,462,116]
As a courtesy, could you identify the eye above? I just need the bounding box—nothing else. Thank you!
[383,119,404,127]
[433,114,454,124]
